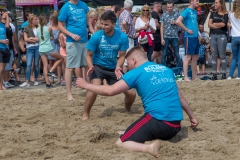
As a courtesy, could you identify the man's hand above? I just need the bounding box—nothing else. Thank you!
[71,34,81,41]
[87,66,95,76]
[2,39,9,44]
[190,118,199,128]
[14,48,17,54]
[161,39,165,45]
[186,29,193,35]
[76,78,88,89]
[115,67,123,80]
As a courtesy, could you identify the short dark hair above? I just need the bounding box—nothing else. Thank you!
[101,11,117,23]
[115,5,122,13]
[166,1,174,6]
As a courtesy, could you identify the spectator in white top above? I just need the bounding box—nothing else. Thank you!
[227,0,240,79]
[135,4,156,61]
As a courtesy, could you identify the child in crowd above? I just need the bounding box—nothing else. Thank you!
[58,31,66,85]
[37,14,63,88]
[197,38,209,75]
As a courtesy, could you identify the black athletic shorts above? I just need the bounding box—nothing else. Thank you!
[120,113,181,143]
[90,65,119,85]
[0,48,10,63]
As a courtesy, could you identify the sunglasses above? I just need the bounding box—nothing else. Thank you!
[142,10,149,12]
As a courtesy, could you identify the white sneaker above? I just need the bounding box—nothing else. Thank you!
[19,82,30,87]
[4,82,11,88]
[34,81,39,86]
[227,77,232,80]
[236,77,240,79]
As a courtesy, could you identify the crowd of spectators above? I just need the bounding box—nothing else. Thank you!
[0,0,240,92]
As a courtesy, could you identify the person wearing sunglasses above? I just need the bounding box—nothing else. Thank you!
[135,5,156,61]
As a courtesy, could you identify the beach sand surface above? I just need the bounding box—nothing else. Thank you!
[0,80,240,160]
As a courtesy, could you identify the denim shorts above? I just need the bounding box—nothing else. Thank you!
[4,49,13,70]
[39,49,55,56]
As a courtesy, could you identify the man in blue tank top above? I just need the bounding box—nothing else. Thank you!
[82,11,136,121]
[76,46,199,157]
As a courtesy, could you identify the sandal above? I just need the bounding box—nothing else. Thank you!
[197,73,201,76]
[202,72,207,75]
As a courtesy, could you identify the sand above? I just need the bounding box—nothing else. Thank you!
[0,80,240,160]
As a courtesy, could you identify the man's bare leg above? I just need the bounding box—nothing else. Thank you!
[81,66,89,82]
[116,138,161,158]
[191,54,198,80]
[123,89,136,111]
[183,55,192,82]
[0,63,6,90]
[74,68,82,78]
[82,79,102,120]
[65,68,74,100]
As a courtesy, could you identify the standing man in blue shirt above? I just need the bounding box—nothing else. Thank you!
[82,11,136,120]
[76,46,199,157]
[176,0,199,82]
[58,0,89,100]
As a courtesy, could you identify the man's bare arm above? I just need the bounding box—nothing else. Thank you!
[116,51,126,69]
[77,79,129,96]
[178,88,199,127]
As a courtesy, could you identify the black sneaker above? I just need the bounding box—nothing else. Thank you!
[46,83,53,89]
[47,72,57,78]
[212,74,218,80]
[221,73,226,80]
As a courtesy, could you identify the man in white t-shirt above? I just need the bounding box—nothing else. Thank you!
[198,24,209,43]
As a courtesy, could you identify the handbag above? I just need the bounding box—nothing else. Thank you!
[138,33,148,45]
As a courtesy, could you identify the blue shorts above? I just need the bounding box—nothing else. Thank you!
[184,37,200,55]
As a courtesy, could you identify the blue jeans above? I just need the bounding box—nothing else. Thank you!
[141,43,153,62]
[26,46,40,81]
[161,38,181,67]
[229,37,240,77]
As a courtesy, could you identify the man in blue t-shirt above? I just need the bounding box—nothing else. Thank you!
[58,0,89,100]
[82,11,136,121]
[76,46,198,157]
[176,0,199,82]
